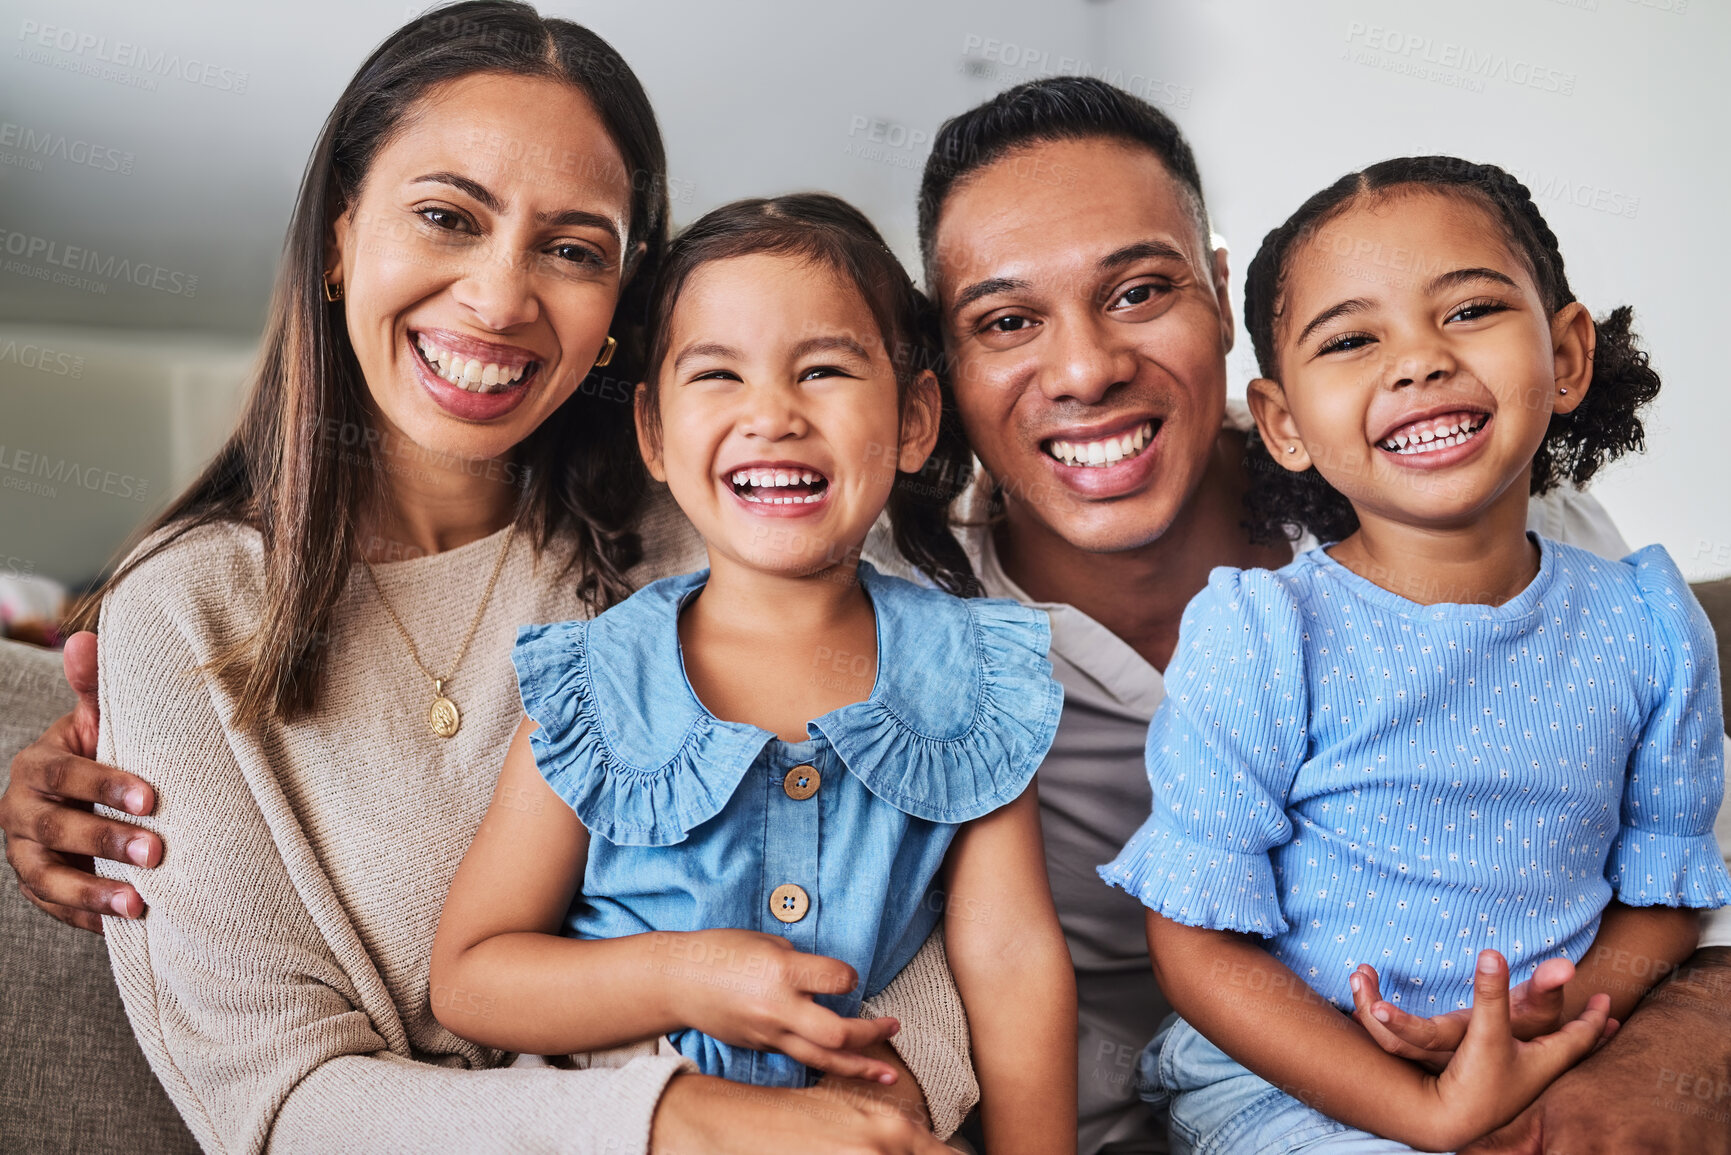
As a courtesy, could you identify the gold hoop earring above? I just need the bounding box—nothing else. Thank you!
[323,277,343,302]
[594,335,617,368]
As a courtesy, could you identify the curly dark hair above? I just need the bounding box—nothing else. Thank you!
[1241,155,1662,545]
[639,193,981,597]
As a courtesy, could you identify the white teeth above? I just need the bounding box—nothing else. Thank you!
[1046,421,1155,468]
[728,466,829,500]
[414,335,533,393]
[1379,415,1488,455]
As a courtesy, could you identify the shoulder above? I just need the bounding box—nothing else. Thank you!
[99,519,264,658]
[819,566,1062,823]
[1180,562,1312,640]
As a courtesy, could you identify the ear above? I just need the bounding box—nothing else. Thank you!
[1211,242,1236,354]
[633,383,666,482]
[1549,301,1594,416]
[895,370,944,473]
[326,203,353,293]
[1245,376,1312,472]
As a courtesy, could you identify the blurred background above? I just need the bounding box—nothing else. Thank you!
[1,0,1725,639]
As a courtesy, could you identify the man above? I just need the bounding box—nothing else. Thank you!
[917,77,1731,1153]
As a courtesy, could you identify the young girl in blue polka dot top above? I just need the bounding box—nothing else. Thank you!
[1101,157,1729,1154]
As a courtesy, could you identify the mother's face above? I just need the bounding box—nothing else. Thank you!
[328,72,634,470]
[930,138,1234,554]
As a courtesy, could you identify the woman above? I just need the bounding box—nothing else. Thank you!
[0,5,969,1152]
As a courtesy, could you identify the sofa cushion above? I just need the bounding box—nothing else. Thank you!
[0,640,195,1154]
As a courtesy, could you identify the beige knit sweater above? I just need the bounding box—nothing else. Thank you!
[94,493,978,1154]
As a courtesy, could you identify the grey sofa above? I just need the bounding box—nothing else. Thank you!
[3,581,1730,1154]
[0,639,195,1154]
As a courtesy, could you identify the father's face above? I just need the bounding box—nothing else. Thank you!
[932,137,1233,554]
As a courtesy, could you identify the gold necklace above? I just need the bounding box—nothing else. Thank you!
[359,521,518,739]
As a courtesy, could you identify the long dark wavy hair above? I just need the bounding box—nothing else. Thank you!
[638,194,982,597]
[1242,155,1662,545]
[72,1,668,727]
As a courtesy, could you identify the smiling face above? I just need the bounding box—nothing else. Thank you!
[326,71,633,475]
[930,137,1232,554]
[639,253,940,579]
[1247,188,1590,533]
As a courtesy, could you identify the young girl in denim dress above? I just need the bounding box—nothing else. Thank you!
[433,194,1077,1152]
[1100,158,1729,1153]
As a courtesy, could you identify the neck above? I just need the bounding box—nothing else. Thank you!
[995,427,1288,671]
[692,550,872,640]
[1329,472,1538,606]
[360,427,519,561]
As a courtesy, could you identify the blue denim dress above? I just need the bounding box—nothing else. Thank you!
[510,561,1064,1087]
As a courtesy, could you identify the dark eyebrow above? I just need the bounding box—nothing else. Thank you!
[411,172,501,211]
[1098,240,1188,271]
[949,276,1029,318]
[673,341,742,372]
[1295,298,1372,348]
[1425,266,1520,295]
[412,172,618,237]
[791,335,872,362]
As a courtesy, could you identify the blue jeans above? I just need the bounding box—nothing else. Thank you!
[1137,1016,1452,1155]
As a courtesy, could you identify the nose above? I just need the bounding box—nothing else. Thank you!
[448,243,541,333]
[1387,330,1457,389]
[1040,314,1137,405]
[738,381,810,442]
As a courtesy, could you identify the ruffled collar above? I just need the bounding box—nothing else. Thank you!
[513,562,1063,844]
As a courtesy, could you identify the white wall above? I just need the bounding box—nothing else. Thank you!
[1097,0,1730,579]
[1,0,1724,583]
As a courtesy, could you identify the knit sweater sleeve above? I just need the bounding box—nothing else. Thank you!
[1098,566,1310,935]
[93,538,688,1155]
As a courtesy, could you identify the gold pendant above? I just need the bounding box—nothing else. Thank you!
[428,679,461,739]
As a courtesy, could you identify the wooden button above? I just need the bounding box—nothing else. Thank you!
[769,883,809,923]
[783,765,821,800]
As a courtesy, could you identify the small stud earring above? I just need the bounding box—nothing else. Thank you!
[1559,387,1568,394]
[1286,445,1298,454]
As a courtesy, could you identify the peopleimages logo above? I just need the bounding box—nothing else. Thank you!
[15,19,249,94]
[1343,22,1578,97]
[0,226,198,298]
[0,120,134,175]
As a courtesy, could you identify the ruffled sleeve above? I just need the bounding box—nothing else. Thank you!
[1604,546,1731,908]
[1098,566,1310,936]
[814,588,1063,824]
[510,616,768,847]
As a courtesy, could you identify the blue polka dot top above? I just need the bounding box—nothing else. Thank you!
[1101,536,1729,1012]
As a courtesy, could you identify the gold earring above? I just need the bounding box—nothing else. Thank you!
[594,335,617,368]
[323,277,343,302]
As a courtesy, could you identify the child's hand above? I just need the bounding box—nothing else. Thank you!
[1416,950,1612,1148]
[1349,957,1617,1070]
[656,928,903,1083]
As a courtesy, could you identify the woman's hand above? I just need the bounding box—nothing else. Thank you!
[650,1073,951,1154]
[0,631,159,932]
[661,928,903,1084]
[1349,957,1616,1071]
[1417,950,1612,1150]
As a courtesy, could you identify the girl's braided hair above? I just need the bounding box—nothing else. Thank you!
[1241,156,1661,545]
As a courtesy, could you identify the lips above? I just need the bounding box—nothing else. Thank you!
[727,462,831,506]
[1375,409,1490,456]
[413,330,539,394]
[1043,420,1157,468]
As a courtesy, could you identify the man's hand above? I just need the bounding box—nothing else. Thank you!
[0,631,158,932]
[1462,947,1731,1154]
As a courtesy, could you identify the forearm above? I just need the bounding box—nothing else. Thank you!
[947,905,1077,1153]
[269,1049,687,1154]
[1147,914,1459,1150]
[435,929,702,1055]
[1568,901,1703,1021]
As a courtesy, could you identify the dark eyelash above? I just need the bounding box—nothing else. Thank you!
[1449,298,1508,322]
[1317,332,1374,355]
